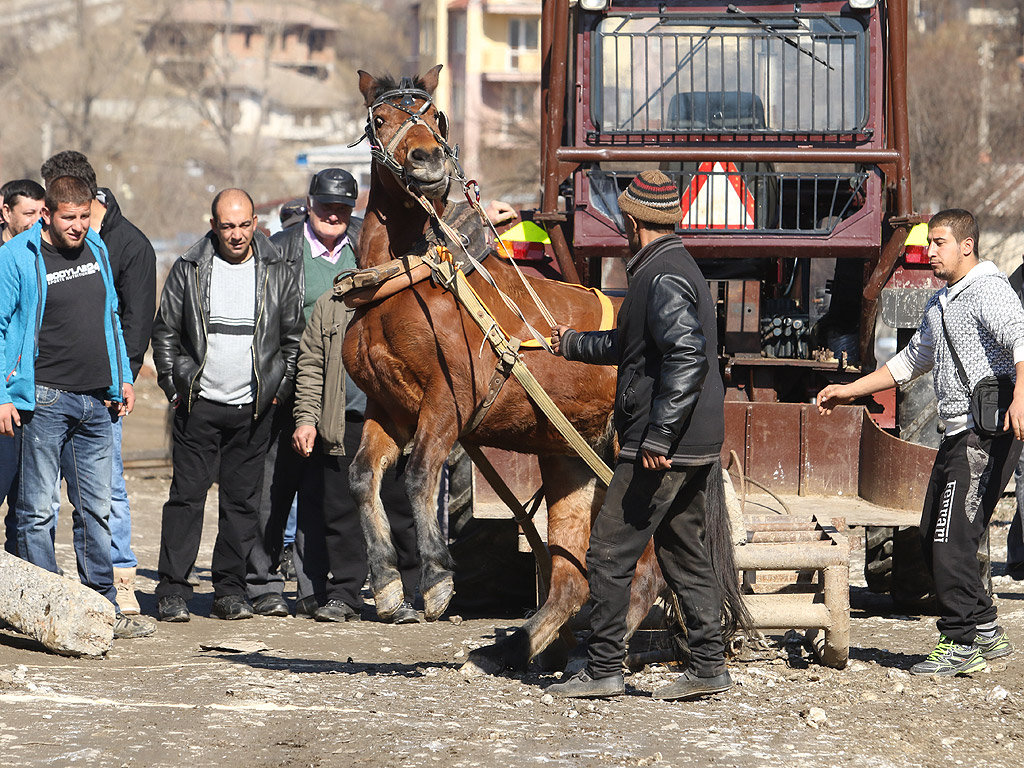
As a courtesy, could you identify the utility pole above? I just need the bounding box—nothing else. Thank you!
[978,37,993,161]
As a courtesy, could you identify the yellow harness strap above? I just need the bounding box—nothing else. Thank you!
[519,286,613,350]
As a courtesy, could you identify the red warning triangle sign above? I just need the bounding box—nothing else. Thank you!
[680,161,756,230]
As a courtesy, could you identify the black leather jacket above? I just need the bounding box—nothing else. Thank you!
[152,229,303,416]
[270,216,362,309]
[561,235,724,465]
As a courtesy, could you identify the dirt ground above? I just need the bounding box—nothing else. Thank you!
[2,379,1024,767]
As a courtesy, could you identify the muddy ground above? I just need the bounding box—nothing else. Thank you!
[2,379,1024,767]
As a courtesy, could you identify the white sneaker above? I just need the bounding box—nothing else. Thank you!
[113,567,140,615]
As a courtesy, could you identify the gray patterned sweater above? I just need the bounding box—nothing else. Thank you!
[886,260,1024,435]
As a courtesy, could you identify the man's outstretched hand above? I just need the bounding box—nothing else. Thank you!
[816,384,855,416]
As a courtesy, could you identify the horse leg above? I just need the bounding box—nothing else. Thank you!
[624,540,666,638]
[349,415,406,620]
[403,416,457,621]
[464,456,597,675]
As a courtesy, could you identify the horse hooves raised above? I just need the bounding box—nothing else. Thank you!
[373,580,405,621]
[422,573,454,621]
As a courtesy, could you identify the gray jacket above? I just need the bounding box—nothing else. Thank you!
[293,290,350,454]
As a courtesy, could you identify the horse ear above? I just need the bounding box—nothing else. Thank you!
[358,70,378,106]
[419,64,443,95]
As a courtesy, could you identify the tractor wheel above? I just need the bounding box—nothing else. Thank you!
[864,526,894,594]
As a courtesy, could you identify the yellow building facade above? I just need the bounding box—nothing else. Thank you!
[416,0,541,200]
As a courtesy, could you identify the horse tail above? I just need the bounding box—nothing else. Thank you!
[705,458,754,640]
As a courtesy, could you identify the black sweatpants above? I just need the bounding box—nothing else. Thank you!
[586,461,725,679]
[920,428,1021,643]
[157,399,274,600]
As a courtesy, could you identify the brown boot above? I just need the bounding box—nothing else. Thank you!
[113,567,140,615]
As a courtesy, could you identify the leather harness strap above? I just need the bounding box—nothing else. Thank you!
[333,246,616,486]
[423,249,614,486]
[462,337,520,436]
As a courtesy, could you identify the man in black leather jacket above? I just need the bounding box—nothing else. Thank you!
[151,188,302,623]
[547,170,731,702]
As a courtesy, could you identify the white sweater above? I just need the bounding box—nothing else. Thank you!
[886,261,1024,435]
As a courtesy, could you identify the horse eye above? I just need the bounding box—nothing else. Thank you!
[374,116,385,128]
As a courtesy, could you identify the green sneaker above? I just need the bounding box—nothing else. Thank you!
[974,627,1013,660]
[910,635,986,676]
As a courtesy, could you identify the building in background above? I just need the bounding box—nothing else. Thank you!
[415,0,541,203]
[142,0,350,143]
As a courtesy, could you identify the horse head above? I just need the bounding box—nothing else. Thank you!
[358,65,453,202]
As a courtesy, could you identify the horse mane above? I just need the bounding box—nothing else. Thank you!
[365,73,432,103]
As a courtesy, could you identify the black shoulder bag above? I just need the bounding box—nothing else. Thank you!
[939,306,1014,438]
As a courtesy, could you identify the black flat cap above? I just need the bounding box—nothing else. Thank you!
[309,168,357,206]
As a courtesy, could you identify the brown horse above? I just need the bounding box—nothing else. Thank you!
[343,66,743,674]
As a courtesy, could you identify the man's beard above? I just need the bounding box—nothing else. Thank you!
[51,228,84,250]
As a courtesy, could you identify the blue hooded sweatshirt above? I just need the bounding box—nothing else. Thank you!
[0,220,132,410]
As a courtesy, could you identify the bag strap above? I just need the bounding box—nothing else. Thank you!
[939,302,972,397]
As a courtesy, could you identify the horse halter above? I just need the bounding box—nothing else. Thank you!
[357,78,460,191]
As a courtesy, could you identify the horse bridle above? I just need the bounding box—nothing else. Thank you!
[351,78,560,351]
[355,79,461,192]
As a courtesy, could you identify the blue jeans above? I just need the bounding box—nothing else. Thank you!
[15,386,117,606]
[109,418,135,568]
[1,431,17,554]
[49,417,136,568]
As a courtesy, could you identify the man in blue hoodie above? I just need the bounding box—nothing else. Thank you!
[0,175,152,639]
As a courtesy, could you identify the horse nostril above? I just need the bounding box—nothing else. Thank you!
[409,147,430,164]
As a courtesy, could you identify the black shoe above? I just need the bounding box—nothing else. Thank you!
[279,544,296,581]
[547,669,625,699]
[314,599,360,622]
[389,600,421,625]
[652,669,733,701]
[211,595,254,620]
[158,595,190,623]
[252,593,289,617]
[295,596,319,618]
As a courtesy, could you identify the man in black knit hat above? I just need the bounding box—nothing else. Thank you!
[547,170,731,701]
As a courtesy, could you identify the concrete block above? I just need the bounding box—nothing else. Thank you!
[0,550,114,657]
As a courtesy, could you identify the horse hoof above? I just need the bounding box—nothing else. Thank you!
[461,648,504,678]
[422,574,455,621]
[373,580,405,621]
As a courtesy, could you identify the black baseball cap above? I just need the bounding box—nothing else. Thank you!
[309,168,357,206]
[279,198,308,228]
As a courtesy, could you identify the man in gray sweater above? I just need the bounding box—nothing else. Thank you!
[152,189,302,622]
[818,208,1024,676]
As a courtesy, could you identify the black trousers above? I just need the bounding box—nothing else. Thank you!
[247,408,419,608]
[156,399,274,600]
[920,428,1021,643]
[297,418,418,607]
[246,401,302,598]
[586,461,725,679]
